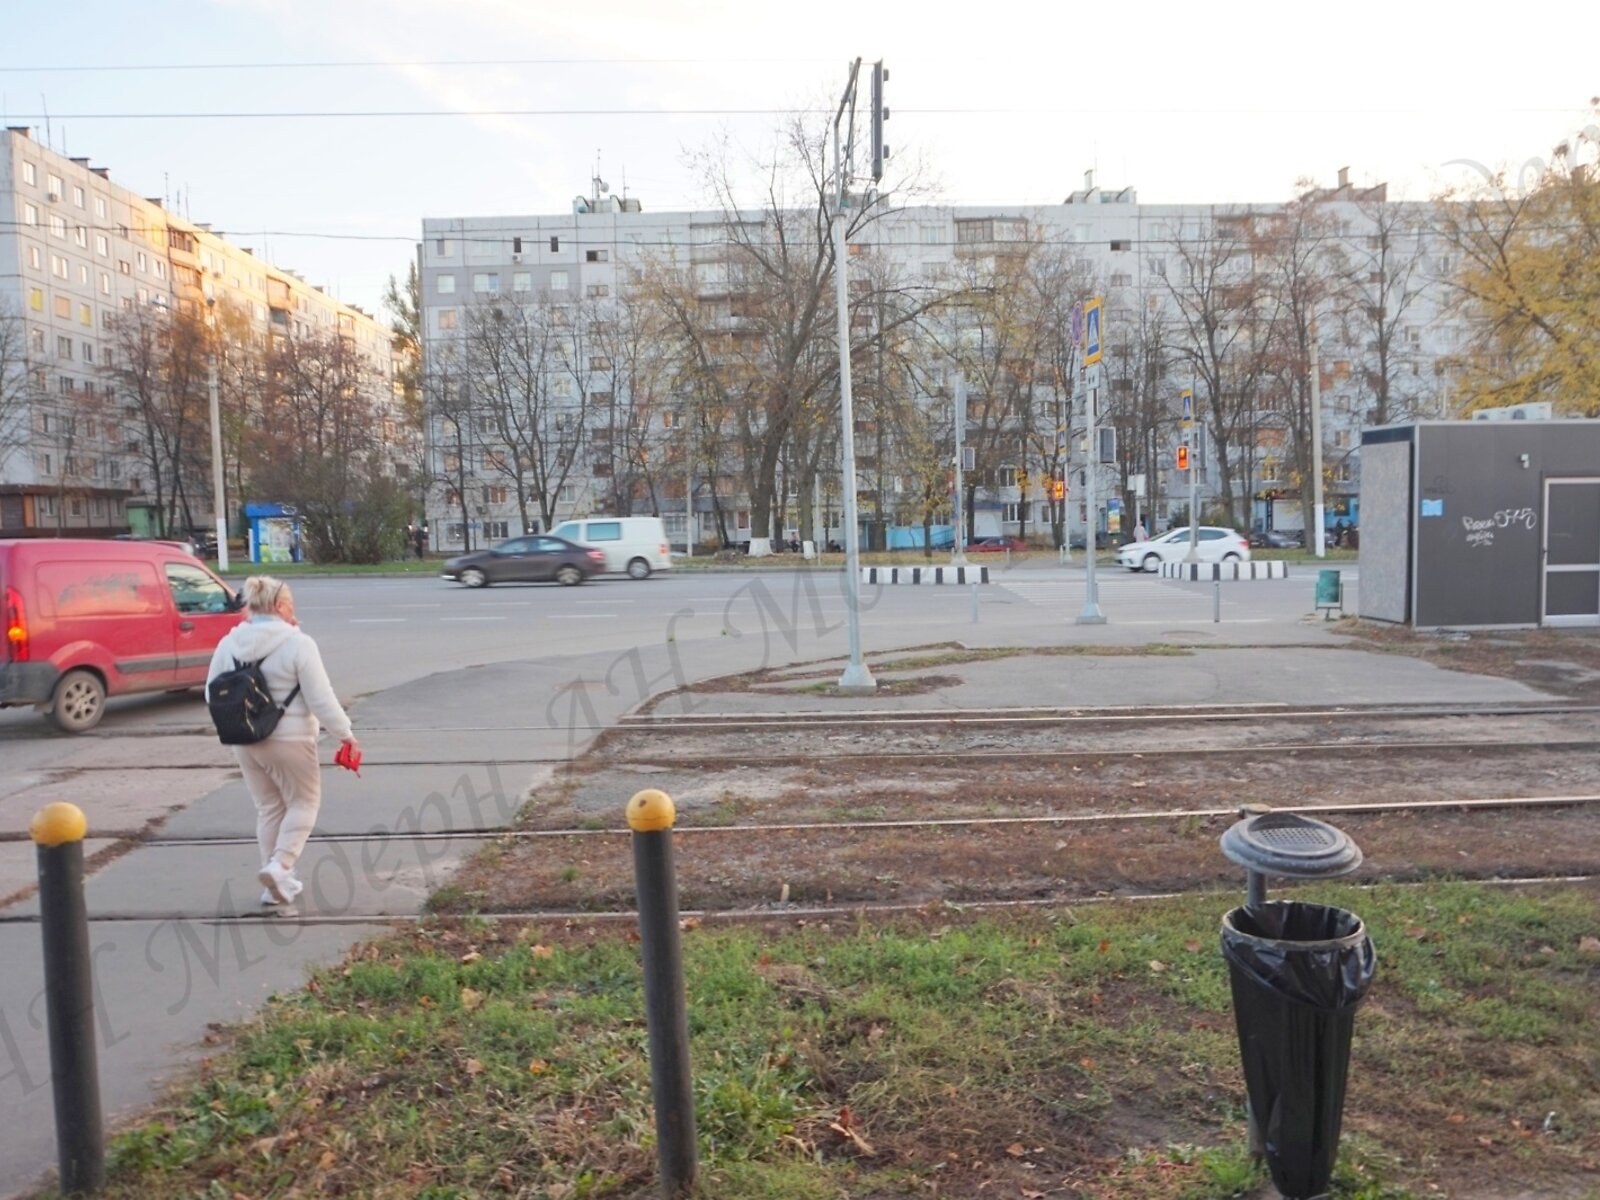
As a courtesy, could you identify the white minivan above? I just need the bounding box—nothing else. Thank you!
[550,517,674,579]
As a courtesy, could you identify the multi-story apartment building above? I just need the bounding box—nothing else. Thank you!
[0,127,409,539]
[419,172,1466,552]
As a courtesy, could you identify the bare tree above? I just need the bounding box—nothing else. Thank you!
[1343,193,1434,426]
[0,301,35,477]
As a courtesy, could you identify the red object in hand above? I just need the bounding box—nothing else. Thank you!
[335,742,362,776]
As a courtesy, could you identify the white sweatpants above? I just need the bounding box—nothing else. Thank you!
[234,737,322,871]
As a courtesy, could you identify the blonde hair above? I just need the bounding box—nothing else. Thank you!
[241,575,291,616]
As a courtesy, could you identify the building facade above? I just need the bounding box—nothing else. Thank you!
[418,173,1466,552]
[0,127,408,540]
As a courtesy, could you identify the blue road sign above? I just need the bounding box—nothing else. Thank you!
[1084,298,1103,366]
[1181,388,1193,425]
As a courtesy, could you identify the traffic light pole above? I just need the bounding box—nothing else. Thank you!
[1185,379,1201,564]
[1077,358,1105,625]
[833,60,875,694]
[952,376,967,566]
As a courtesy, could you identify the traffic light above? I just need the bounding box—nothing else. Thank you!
[1176,445,1191,471]
[870,61,890,182]
[1051,479,1066,501]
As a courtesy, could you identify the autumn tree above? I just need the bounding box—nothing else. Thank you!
[1438,118,1600,413]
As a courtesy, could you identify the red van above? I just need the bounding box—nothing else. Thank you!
[1,538,242,732]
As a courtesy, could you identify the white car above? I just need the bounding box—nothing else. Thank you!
[1117,526,1251,572]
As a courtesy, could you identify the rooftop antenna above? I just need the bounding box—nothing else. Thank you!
[40,93,50,150]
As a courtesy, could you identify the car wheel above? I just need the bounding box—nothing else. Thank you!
[1222,553,1241,563]
[50,669,106,733]
[626,557,651,580]
[1142,554,1161,573]
[556,565,583,587]
[459,567,488,589]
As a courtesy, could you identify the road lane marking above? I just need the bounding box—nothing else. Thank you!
[350,618,407,623]
[440,616,508,622]
[548,614,620,619]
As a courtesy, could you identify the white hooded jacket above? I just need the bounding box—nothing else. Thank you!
[204,616,353,743]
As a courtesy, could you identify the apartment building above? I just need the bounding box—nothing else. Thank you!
[0,127,408,539]
[419,173,1465,550]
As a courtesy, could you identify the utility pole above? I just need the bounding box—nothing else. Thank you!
[831,57,877,692]
[205,298,230,571]
[682,409,693,558]
[1310,319,1326,558]
[951,376,968,565]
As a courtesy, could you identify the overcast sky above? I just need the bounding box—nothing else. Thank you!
[4,0,1593,317]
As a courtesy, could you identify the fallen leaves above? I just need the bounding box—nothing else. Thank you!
[1578,936,1600,955]
[829,1106,876,1156]
[460,988,484,1011]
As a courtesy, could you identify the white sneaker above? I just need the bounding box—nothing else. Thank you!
[258,860,295,905]
[260,889,278,907]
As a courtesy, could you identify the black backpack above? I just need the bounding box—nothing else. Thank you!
[208,654,301,745]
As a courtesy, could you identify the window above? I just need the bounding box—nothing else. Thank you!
[50,253,66,279]
[585,248,608,263]
[473,273,499,293]
[165,564,231,614]
[95,196,107,219]
[78,264,89,285]
[484,520,509,540]
[587,283,610,298]
[95,234,108,256]
[513,272,531,292]
[154,260,166,280]
[82,342,93,363]
[54,296,70,318]
[435,238,454,256]
[29,288,44,311]
[437,308,458,331]
[661,409,676,429]
[100,272,111,295]
[119,260,131,276]
[22,161,36,186]
[47,173,63,196]
[512,236,523,254]
[589,356,612,371]
[29,328,44,353]
[23,202,39,226]
[550,270,569,291]
[1111,240,1131,251]
[73,225,87,248]
[137,251,147,272]
[586,521,622,542]
[485,485,508,505]
[79,304,91,326]
[50,214,66,239]
[436,274,456,293]
[27,246,41,270]
[71,185,84,208]
[549,236,560,252]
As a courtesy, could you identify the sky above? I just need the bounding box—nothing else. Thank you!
[3,0,1593,318]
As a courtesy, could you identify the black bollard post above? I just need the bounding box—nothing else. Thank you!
[31,802,104,1195]
[627,789,697,1197]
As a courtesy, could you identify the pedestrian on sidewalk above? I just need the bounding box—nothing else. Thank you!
[205,576,358,914]
[1133,519,1148,542]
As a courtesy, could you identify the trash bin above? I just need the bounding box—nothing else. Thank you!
[1314,568,1342,618]
[1221,902,1375,1200]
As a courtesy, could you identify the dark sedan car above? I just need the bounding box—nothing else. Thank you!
[967,536,1029,553]
[1249,529,1305,549]
[441,535,605,587]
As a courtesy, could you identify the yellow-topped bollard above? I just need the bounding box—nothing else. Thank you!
[627,789,696,1197]
[31,802,88,847]
[32,802,104,1193]
[627,788,677,833]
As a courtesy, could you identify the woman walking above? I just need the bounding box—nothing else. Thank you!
[206,576,358,912]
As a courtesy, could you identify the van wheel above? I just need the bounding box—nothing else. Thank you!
[626,557,651,580]
[459,567,488,589]
[50,670,106,733]
[556,565,583,586]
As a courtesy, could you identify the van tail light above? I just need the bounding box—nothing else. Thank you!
[4,586,26,662]
[659,543,669,556]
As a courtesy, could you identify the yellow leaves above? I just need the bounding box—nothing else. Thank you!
[459,988,484,1011]
[530,944,555,959]
[528,1059,550,1075]
[465,1058,485,1076]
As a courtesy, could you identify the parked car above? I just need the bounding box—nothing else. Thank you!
[440,535,605,588]
[549,516,673,579]
[1249,529,1305,549]
[1068,531,1118,550]
[1117,526,1251,572]
[1,537,242,732]
[967,536,1029,553]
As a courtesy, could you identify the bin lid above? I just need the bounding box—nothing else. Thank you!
[1220,809,1363,879]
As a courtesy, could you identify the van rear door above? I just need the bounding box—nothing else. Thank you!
[35,556,177,690]
[163,561,239,684]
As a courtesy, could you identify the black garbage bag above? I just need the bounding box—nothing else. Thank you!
[1221,901,1376,1200]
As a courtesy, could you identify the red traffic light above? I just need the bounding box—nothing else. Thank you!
[1176,445,1191,471]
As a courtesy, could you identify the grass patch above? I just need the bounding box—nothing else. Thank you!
[217,558,444,578]
[49,882,1600,1199]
